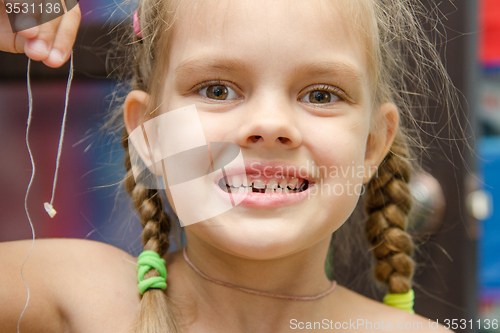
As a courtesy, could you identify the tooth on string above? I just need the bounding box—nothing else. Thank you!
[44,203,57,218]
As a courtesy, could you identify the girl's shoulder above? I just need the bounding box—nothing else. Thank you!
[0,238,141,333]
[333,286,453,333]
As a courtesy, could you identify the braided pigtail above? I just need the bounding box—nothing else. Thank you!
[365,130,415,301]
[122,130,182,332]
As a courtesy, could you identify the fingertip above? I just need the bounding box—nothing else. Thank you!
[44,48,67,68]
[24,38,50,61]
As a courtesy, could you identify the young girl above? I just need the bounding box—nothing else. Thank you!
[1,0,456,332]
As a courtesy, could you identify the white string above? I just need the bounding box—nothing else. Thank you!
[18,53,75,332]
[17,58,36,333]
[46,49,74,212]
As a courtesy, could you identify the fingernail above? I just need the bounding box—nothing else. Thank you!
[48,49,64,64]
[30,40,49,55]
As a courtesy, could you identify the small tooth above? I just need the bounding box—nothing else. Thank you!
[288,177,298,189]
[242,175,248,187]
[265,188,273,193]
[279,177,288,189]
[237,187,246,194]
[275,187,282,193]
[267,179,278,189]
[232,175,242,187]
[253,179,265,189]
[283,187,290,193]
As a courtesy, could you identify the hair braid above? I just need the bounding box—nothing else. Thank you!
[365,131,415,294]
[122,129,181,332]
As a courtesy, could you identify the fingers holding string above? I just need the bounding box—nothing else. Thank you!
[23,0,64,64]
[1,0,44,53]
[1,0,80,67]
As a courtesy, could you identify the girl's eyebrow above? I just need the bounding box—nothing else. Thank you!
[174,56,249,80]
[293,61,365,86]
[174,55,364,86]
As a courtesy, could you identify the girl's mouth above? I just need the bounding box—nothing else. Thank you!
[211,162,316,208]
[218,175,309,194]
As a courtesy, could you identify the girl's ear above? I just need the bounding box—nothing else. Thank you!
[123,90,163,176]
[124,90,150,134]
[363,103,399,184]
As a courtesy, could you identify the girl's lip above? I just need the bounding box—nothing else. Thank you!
[213,160,316,185]
[213,180,314,208]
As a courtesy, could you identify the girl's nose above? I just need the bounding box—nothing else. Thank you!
[236,98,302,150]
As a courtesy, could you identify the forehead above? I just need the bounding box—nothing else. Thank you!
[168,0,372,84]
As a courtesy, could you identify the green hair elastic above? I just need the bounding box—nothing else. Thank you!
[383,289,415,314]
[137,250,167,295]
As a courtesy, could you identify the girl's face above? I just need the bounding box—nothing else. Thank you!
[127,0,398,259]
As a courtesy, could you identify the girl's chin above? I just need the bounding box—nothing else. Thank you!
[187,217,324,260]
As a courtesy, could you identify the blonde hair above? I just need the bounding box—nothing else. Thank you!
[107,0,458,331]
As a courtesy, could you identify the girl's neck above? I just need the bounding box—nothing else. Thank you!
[181,233,333,302]
[183,245,337,301]
[171,234,335,332]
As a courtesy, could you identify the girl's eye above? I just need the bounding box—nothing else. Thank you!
[300,90,339,104]
[199,85,239,100]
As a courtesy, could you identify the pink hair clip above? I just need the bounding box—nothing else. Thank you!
[133,11,143,38]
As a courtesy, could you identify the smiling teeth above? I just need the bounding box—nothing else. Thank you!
[219,175,309,193]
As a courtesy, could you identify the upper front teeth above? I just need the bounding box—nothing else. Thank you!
[224,175,306,190]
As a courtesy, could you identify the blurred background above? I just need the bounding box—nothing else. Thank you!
[0,0,499,331]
